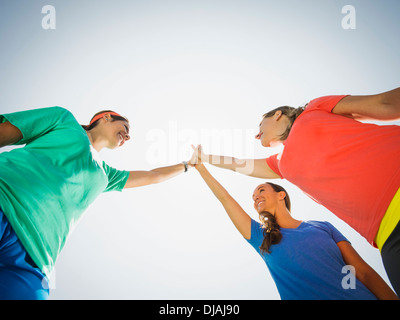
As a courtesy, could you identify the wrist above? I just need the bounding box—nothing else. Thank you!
[182,161,189,172]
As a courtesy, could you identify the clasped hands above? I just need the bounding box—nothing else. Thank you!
[188,144,206,169]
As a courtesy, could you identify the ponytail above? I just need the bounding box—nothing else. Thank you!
[259,211,282,254]
[257,182,291,254]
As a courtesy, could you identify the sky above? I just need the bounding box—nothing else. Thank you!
[0,0,399,299]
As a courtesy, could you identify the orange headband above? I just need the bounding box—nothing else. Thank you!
[89,112,123,125]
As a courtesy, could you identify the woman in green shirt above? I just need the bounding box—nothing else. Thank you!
[0,107,194,299]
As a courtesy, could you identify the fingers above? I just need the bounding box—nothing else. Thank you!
[189,144,204,166]
[191,144,202,151]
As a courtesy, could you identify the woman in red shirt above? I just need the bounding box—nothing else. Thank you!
[195,87,400,296]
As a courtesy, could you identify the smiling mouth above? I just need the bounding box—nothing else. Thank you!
[256,201,265,209]
[118,133,125,146]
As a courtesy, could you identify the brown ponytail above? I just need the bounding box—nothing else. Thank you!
[258,182,291,254]
[263,104,306,140]
[259,211,282,254]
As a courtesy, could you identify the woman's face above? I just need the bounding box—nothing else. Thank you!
[103,119,130,149]
[255,117,271,147]
[255,112,288,147]
[255,116,282,147]
[252,183,279,214]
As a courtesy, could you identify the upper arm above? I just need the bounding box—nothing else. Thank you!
[333,92,400,121]
[235,158,281,179]
[1,107,71,145]
[337,240,399,299]
[219,194,252,240]
[196,164,252,239]
[124,170,160,188]
[0,121,23,147]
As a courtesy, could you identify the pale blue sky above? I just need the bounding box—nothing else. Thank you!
[1,0,399,299]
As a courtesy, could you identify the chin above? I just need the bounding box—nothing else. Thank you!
[255,207,264,214]
[261,141,270,148]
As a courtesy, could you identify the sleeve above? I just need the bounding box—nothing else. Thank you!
[102,162,130,192]
[266,153,283,179]
[246,219,265,253]
[0,106,70,145]
[305,95,349,113]
[322,221,350,244]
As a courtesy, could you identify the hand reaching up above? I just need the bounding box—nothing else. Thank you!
[189,144,205,167]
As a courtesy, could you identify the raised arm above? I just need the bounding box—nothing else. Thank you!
[195,163,251,239]
[198,148,280,180]
[333,87,400,121]
[124,162,191,188]
[0,121,23,147]
[123,145,202,188]
[337,241,398,300]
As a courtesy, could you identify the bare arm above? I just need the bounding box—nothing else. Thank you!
[0,121,23,147]
[337,241,398,300]
[195,163,252,239]
[124,163,189,188]
[333,87,400,121]
[202,154,281,180]
[124,145,199,189]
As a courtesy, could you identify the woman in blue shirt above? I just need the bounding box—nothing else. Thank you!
[193,146,397,299]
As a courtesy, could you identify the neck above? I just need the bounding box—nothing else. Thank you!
[86,129,105,152]
[275,207,302,229]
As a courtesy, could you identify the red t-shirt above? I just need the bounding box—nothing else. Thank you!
[267,95,400,246]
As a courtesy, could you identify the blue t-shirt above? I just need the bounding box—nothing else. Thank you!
[246,219,377,300]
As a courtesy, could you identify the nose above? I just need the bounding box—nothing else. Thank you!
[255,131,261,140]
[125,133,130,141]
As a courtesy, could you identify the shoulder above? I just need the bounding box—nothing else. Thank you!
[1,106,77,132]
[305,95,349,113]
[49,106,75,119]
[304,221,349,243]
[46,107,80,127]
[304,220,334,229]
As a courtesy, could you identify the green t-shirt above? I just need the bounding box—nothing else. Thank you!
[0,107,130,275]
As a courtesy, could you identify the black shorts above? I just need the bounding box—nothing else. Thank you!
[381,220,400,297]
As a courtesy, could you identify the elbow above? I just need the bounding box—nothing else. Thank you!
[145,170,164,185]
[381,105,400,121]
[355,269,368,285]
[380,92,400,120]
[355,266,378,290]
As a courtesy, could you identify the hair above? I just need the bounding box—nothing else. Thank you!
[263,105,306,141]
[81,110,129,131]
[258,182,291,254]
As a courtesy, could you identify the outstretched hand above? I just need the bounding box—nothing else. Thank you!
[189,144,205,168]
